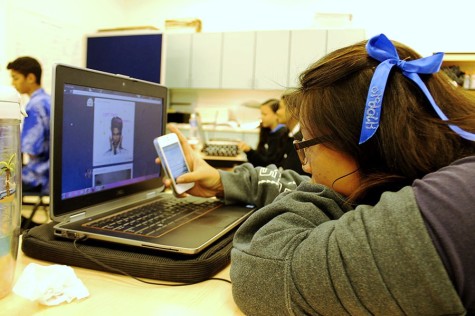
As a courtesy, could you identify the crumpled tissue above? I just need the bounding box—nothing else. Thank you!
[12,263,89,305]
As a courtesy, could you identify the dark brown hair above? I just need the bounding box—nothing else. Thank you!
[286,39,475,205]
[257,99,281,152]
[111,116,123,133]
[6,56,43,85]
[261,98,280,113]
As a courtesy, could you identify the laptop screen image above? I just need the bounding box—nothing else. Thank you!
[51,65,168,217]
[61,83,163,198]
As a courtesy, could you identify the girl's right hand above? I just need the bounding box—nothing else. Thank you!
[237,141,251,153]
[155,124,224,198]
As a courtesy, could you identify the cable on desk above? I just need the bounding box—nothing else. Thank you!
[73,237,232,286]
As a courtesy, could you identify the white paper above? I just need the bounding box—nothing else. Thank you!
[13,263,89,305]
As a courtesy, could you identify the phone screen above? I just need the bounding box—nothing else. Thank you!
[162,142,189,181]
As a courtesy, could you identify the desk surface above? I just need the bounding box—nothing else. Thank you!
[1,239,244,315]
[201,152,247,170]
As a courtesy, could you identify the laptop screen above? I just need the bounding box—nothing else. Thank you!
[51,64,167,216]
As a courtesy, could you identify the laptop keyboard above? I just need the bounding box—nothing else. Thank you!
[84,198,223,237]
[201,144,239,157]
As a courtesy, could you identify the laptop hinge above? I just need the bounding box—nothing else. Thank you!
[68,212,86,222]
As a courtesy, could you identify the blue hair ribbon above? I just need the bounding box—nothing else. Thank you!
[359,33,475,144]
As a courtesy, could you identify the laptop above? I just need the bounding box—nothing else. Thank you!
[50,64,255,254]
[194,113,241,157]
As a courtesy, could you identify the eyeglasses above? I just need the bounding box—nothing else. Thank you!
[293,135,330,165]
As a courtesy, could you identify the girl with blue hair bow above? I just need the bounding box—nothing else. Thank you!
[158,34,475,315]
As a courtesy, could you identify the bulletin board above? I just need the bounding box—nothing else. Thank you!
[86,32,163,84]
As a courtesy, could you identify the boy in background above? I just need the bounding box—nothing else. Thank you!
[7,56,50,195]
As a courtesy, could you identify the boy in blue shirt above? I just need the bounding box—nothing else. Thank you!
[7,57,50,194]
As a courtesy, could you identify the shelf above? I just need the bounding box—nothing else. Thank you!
[441,53,475,76]
[442,53,475,62]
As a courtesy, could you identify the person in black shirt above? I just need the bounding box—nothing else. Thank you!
[238,99,288,167]
[276,94,307,174]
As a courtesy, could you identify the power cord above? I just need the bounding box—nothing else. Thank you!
[72,237,232,286]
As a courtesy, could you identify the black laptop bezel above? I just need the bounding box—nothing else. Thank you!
[50,64,167,216]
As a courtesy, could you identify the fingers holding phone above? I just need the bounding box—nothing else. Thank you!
[154,133,195,195]
[167,123,194,162]
[154,125,225,198]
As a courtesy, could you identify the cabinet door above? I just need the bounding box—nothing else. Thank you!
[289,30,327,88]
[164,33,192,88]
[254,30,290,90]
[190,32,223,88]
[326,29,366,54]
[222,32,255,89]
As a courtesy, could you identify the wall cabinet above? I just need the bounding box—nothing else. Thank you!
[164,29,365,90]
[164,32,222,89]
[254,30,290,90]
[164,33,192,88]
[221,32,255,89]
[288,29,327,88]
[326,29,366,54]
[190,32,223,88]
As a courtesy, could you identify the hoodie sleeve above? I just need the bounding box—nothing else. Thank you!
[219,163,310,208]
[230,183,464,316]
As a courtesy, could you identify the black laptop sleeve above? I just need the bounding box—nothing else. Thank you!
[21,222,235,284]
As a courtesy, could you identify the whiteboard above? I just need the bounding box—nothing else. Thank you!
[8,8,84,94]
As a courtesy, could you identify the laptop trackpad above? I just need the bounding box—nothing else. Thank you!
[155,212,245,248]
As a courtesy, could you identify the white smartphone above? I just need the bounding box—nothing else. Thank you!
[153,133,195,195]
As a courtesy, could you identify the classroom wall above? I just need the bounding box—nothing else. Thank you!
[0,0,8,81]
[120,0,475,124]
[1,0,473,123]
[0,0,125,90]
[3,0,474,87]
[122,0,475,55]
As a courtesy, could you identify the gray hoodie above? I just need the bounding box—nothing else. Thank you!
[220,163,466,316]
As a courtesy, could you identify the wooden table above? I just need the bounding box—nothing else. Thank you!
[0,238,244,316]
